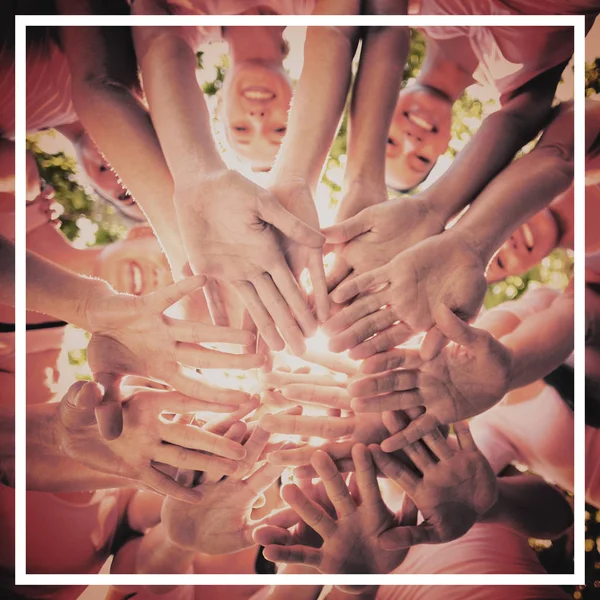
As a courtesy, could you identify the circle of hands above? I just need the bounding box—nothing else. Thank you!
[61,173,517,578]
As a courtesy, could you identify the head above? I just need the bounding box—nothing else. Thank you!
[94,225,173,296]
[385,84,453,191]
[74,132,145,221]
[220,61,293,171]
[486,208,560,283]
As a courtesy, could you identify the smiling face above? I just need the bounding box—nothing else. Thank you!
[95,226,173,296]
[385,84,453,191]
[75,132,145,221]
[486,208,560,283]
[220,61,292,171]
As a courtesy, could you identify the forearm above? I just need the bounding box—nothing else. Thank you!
[272,24,360,192]
[480,473,573,540]
[425,97,555,227]
[60,22,188,275]
[503,292,574,390]
[262,564,323,600]
[137,29,225,184]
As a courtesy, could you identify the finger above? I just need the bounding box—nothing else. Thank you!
[95,372,124,441]
[235,281,285,352]
[262,545,322,568]
[419,326,449,362]
[145,275,206,314]
[60,380,102,429]
[141,465,203,503]
[267,443,315,466]
[253,274,306,356]
[351,390,422,413]
[307,249,330,323]
[253,525,294,547]
[360,348,422,375]
[351,443,384,511]
[421,427,454,461]
[153,444,239,476]
[270,262,318,337]
[232,424,271,480]
[400,492,419,526]
[325,254,352,295]
[330,308,399,354]
[433,304,480,348]
[154,390,246,415]
[241,308,258,355]
[202,421,248,484]
[159,422,246,460]
[454,420,477,451]
[259,194,325,249]
[301,350,358,376]
[323,292,387,339]
[261,414,355,439]
[329,265,389,305]
[379,524,438,550]
[166,370,250,406]
[349,370,418,398]
[281,384,352,410]
[349,322,415,360]
[203,278,230,326]
[322,212,371,244]
[380,413,441,452]
[293,457,355,478]
[261,390,297,410]
[165,317,256,346]
[245,460,285,497]
[369,445,419,496]
[402,441,437,473]
[280,483,336,539]
[203,398,259,435]
[311,450,356,518]
[174,342,265,370]
[253,506,303,532]
[262,370,341,390]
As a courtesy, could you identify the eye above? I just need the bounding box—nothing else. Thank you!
[274,127,287,134]
[234,126,248,132]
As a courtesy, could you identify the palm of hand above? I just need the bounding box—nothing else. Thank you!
[342,197,443,275]
[175,170,283,281]
[162,477,256,555]
[414,452,497,542]
[419,336,512,422]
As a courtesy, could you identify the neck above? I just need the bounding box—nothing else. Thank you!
[224,26,285,65]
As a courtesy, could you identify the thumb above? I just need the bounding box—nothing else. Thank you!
[94,373,124,441]
[258,194,325,249]
[433,304,481,348]
[59,380,103,430]
[321,210,371,244]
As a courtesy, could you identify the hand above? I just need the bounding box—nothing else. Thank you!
[324,194,444,291]
[348,305,512,449]
[174,169,326,355]
[270,177,329,323]
[370,418,498,547]
[257,447,415,582]
[53,381,247,503]
[324,230,488,359]
[85,276,261,439]
[161,424,293,555]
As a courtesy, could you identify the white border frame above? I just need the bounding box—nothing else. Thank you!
[15,13,585,587]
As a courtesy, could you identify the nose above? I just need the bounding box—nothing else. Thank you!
[403,132,423,153]
[249,109,267,120]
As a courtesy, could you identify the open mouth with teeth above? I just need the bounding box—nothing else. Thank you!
[129,261,144,295]
[404,111,436,133]
[242,87,276,101]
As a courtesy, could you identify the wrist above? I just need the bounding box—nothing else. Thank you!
[79,278,118,333]
[444,226,490,267]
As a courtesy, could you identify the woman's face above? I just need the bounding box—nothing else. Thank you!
[95,226,173,296]
[75,133,145,221]
[385,84,453,191]
[221,62,293,171]
[486,208,560,283]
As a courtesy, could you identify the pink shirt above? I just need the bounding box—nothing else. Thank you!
[132,0,316,50]
[0,41,77,140]
[418,0,592,98]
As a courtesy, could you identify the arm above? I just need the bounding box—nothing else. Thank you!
[57,1,188,275]
[480,469,573,540]
[451,97,574,270]
[424,62,567,228]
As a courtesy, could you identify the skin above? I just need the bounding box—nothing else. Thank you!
[385,84,453,190]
